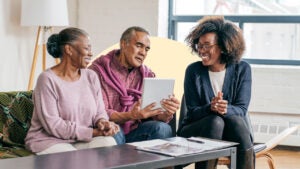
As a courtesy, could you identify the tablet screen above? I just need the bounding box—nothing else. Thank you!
[141,78,175,109]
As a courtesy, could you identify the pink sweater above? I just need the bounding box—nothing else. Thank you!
[25,69,108,153]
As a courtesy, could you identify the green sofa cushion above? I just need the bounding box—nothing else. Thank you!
[0,91,34,158]
[0,147,33,159]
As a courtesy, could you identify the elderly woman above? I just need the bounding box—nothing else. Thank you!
[25,27,120,155]
[178,16,254,169]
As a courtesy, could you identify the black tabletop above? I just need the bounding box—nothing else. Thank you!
[0,139,237,169]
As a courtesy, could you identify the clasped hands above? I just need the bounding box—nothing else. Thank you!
[130,95,180,122]
[211,91,228,115]
[93,119,119,137]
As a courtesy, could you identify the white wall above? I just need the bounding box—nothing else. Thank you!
[250,65,300,115]
[0,0,168,91]
[77,0,168,55]
[1,0,34,91]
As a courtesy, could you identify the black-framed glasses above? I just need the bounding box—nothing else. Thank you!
[196,44,217,51]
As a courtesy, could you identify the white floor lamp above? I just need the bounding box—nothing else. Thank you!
[21,0,69,90]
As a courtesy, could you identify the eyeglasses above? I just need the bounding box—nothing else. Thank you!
[196,44,217,51]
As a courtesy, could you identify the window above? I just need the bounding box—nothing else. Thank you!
[169,0,300,65]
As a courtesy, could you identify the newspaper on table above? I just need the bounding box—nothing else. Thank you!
[128,137,237,157]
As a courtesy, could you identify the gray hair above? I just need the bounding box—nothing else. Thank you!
[120,26,149,43]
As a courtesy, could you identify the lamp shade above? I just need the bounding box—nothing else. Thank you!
[21,0,69,26]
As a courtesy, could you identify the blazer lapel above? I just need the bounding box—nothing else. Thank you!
[222,64,235,101]
[200,67,215,98]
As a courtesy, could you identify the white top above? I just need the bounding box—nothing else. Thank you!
[209,69,226,96]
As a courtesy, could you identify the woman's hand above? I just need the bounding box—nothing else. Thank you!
[211,92,228,115]
[93,119,120,137]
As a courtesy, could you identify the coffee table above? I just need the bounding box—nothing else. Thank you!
[0,142,236,169]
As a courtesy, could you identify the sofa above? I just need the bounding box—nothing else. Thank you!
[0,91,34,159]
[0,90,177,159]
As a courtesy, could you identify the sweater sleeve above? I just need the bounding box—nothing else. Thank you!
[90,71,109,126]
[88,62,116,117]
[34,73,93,142]
[184,63,211,122]
[225,62,252,117]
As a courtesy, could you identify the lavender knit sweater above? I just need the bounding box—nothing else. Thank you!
[25,69,108,153]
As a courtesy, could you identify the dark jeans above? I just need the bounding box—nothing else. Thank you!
[113,129,126,145]
[178,115,253,169]
[125,120,173,143]
[113,121,172,144]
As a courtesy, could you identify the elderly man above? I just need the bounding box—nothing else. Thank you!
[89,26,180,144]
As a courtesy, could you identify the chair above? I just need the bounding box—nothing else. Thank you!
[177,95,300,169]
[255,125,299,169]
[217,125,299,169]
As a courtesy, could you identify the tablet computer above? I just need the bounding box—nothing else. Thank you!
[141,78,175,109]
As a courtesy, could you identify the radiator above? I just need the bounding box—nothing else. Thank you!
[250,112,300,146]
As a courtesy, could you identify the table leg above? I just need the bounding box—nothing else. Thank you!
[229,147,237,169]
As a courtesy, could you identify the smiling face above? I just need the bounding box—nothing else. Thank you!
[197,32,224,72]
[67,35,93,69]
[119,31,150,69]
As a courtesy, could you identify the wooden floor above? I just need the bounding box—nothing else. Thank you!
[184,147,300,169]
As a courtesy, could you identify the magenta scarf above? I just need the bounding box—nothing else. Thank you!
[91,49,154,133]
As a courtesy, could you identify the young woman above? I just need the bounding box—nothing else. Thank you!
[178,16,254,169]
